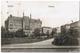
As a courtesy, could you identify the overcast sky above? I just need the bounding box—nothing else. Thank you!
[1,1,79,27]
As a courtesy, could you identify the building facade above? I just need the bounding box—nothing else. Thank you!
[41,27,52,34]
[55,27,61,34]
[70,21,80,37]
[61,24,70,35]
[5,15,22,32]
[5,14,42,35]
[60,21,80,37]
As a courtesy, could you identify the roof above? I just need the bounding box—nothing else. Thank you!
[7,15,42,23]
[70,21,80,25]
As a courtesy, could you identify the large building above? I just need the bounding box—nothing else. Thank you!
[61,24,70,35]
[70,21,80,37]
[60,20,80,37]
[5,14,42,35]
[5,15,22,32]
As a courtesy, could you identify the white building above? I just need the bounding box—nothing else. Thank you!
[41,27,52,34]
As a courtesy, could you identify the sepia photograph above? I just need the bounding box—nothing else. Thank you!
[1,0,80,52]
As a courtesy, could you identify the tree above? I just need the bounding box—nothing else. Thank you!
[52,27,79,46]
[1,26,5,38]
[69,27,79,38]
[46,30,49,38]
[51,28,57,37]
[7,31,15,38]
[33,28,40,38]
[1,26,7,38]
[15,29,26,37]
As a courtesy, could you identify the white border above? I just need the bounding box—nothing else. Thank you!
[0,0,80,53]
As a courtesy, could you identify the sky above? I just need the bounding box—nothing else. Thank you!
[1,1,79,27]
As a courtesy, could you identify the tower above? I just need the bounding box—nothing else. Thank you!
[28,13,31,36]
[22,12,24,35]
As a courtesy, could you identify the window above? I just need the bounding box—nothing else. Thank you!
[10,27,13,29]
[10,23,13,26]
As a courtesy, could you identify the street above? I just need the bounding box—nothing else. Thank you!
[2,38,54,48]
[1,38,80,52]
